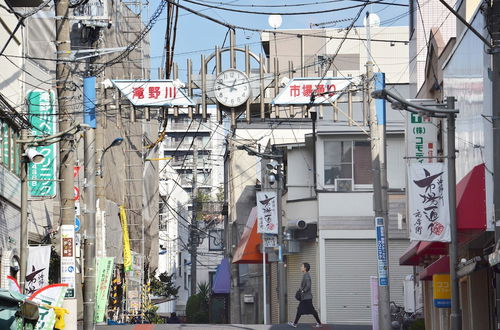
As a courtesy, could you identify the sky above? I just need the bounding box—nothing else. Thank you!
[146,0,409,81]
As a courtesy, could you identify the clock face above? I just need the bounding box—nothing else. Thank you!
[214,69,251,108]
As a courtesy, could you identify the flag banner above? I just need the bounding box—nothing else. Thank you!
[26,245,51,295]
[28,283,68,330]
[408,163,450,242]
[94,257,114,323]
[7,275,21,293]
[256,191,279,234]
[119,205,132,271]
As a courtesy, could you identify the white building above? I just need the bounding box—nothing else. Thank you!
[158,110,226,315]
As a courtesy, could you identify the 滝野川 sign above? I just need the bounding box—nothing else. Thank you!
[112,80,195,107]
[27,90,57,197]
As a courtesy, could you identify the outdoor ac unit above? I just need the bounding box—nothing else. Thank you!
[335,178,352,192]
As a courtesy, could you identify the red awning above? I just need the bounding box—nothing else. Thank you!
[399,241,448,266]
[232,207,263,264]
[456,163,486,231]
[419,256,450,281]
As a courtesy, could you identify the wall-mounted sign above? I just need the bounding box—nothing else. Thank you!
[272,77,352,105]
[433,274,451,308]
[27,90,57,197]
[112,80,195,107]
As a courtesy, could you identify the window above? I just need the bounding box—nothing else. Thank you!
[178,253,182,277]
[324,140,372,190]
[209,229,224,251]
[209,271,216,289]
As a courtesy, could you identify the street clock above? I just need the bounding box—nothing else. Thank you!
[214,69,251,108]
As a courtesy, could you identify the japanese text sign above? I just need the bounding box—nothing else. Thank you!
[28,90,57,197]
[408,163,450,242]
[112,80,195,107]
[272,77,352,105]
[432,274,451,308]
[407,112,438,163]
[256,191,278,234]
[375,217,388,286]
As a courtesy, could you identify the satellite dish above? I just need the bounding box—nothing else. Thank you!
[268,15,282,29]
[363,13,380,27]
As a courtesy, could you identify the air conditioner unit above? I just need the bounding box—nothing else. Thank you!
[335,178,352,192]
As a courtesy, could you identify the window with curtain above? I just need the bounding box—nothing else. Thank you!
[324,140,372,190]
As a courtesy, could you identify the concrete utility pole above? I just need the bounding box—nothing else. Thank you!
[19,130,28,293]
[83,77,97,330]
[55,0,77,326]
[367,62,391,330]
[190,145,198,295]
[491,0,500,327]
[276,158,286,324]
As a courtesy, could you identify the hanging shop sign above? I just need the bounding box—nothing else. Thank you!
[27,90,57,197]
[94,257,114,323]
[256,191,278,234]
[26,245,51,295]
[272,77,352,105]
[408,162,450,242]
[112,80,195,107]
[406,111,438,163]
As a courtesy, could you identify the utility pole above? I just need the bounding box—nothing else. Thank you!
[83,76,97,329]
[190,145,198,295]
[55,0,77,327]
[491,0,500,327]
[19,131,28,293]
[367,62,391,330]
[276,158,286,324]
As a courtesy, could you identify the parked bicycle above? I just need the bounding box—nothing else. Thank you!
[390,301,423,330]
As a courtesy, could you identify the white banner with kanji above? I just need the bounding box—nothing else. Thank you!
[112,80,195,107]
[272,77,352,105]
[25,245,51,295]
[408,163,450,242]
[256,191,279,234]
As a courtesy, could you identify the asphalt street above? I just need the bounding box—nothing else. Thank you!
[95,324,372,330]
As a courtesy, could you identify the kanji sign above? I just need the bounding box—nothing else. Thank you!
[256,191,278,234]
[375,217,388,286]
[408,163,450,242]
[27,90,57,197]
[407,112,438,163]
[272,77,352,105]
[112,80,195,107]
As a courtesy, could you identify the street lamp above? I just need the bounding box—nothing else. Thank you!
[372,89,461,330]
[97,137,123,178]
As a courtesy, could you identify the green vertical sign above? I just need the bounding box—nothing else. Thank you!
[27,90,57,197]
[94,257,114,323]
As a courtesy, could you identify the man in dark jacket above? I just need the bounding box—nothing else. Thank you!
[288,263,322,328]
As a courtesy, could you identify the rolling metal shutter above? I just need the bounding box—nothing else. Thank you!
[287,242,319,323]
[324,239,412,324]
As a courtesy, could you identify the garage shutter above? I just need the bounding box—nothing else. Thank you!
[287,242,319,323]
[324,239,412,324]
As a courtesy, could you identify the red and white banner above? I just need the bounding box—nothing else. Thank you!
[256,191,278,234]
[272,77,352,105]
[29,283,68,330]
[112,80,195,107]
[408,163,450,242]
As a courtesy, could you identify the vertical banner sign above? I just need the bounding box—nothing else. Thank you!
[375,217,388,286]
[28,283,68,330]
[256,191,279,234]
[432,274,451,308]
[408,163,450,242]
[27,90,57,197]
[407,112,438,163]
[94,257,114,323]
[60,225,76,298]
[119,205,133,271]
[26,245,51,295]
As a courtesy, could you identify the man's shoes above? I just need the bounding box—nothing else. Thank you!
[288,321,297,328]
[314,324,323,328]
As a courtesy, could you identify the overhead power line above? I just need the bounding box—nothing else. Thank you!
[201,0,407,7]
